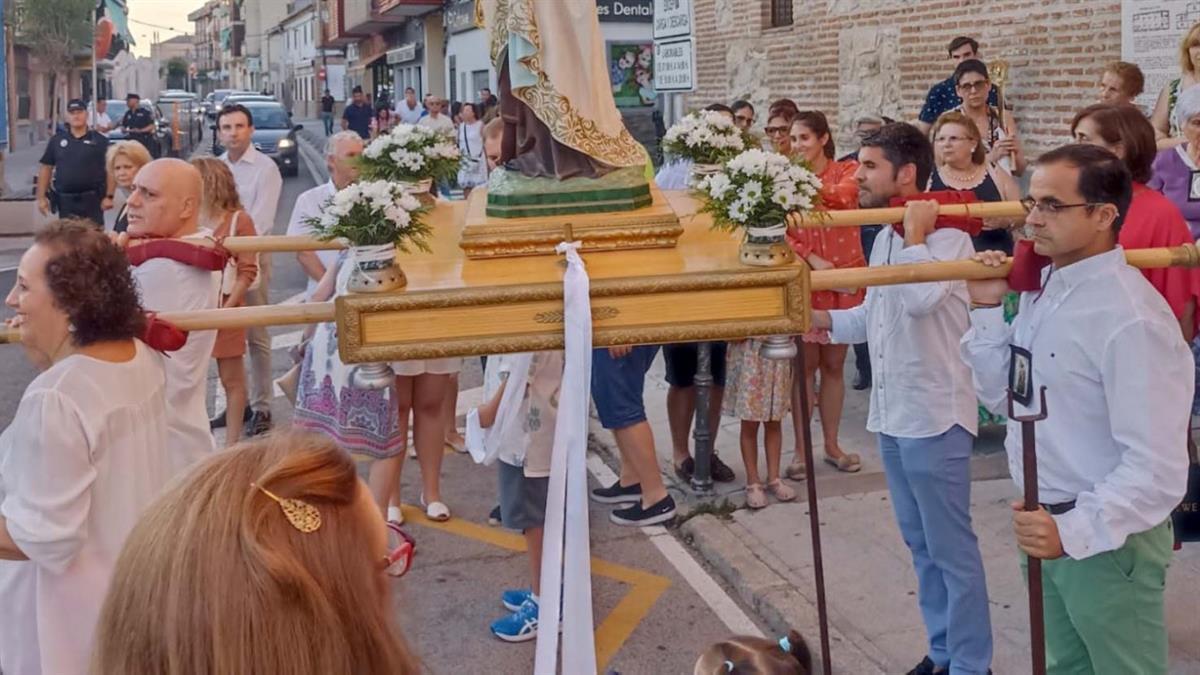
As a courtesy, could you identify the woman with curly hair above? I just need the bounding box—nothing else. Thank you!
[0,219,171,675]
[192,157,258,445]
[92,434,418,675]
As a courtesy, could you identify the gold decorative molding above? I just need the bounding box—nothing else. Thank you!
[533,306,620,324]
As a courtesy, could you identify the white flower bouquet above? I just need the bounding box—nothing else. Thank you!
[358,123,461,184]
[306,179,432,252]
[694,149,824,233]
[661,110,746,165]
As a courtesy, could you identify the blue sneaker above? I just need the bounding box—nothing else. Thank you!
[502,588,533,612]
[490,597,539,643]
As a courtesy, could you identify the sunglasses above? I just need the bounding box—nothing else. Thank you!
[765,126,789,135]
[381,521,416,577]
[956,80,989,93]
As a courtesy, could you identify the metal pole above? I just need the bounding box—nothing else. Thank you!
[690,341,714,492]
[794,345,832,675]
[1009,388,1048,675]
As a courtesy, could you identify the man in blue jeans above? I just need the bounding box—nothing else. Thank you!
[590,345,676,526]
[811,123,992,675]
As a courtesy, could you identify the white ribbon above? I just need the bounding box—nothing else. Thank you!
[745,223,788,239]
[535,242,596,675]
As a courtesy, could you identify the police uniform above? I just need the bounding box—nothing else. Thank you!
[40,127,109,227]
[121,103,157,156]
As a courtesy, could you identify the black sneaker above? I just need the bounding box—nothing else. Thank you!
[609,495,676,526]
[488,505,502,526]
[711,454,736,483]
[210,405,252,430]
[906,656,945,675]
[852,370,871,391]
[673,457,694,482]
[247,410,273,437]
[590,480,642,504]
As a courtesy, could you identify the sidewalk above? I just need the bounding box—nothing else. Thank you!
[587,352,1200,673]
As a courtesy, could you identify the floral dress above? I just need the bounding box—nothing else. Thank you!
[723,339,793,422]
[293,252,405,459]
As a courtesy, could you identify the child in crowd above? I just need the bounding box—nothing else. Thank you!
[723,338,796,509]
[469,351,565,642]
[694,630,811,674]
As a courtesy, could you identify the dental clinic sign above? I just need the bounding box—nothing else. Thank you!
[597,0,654,22]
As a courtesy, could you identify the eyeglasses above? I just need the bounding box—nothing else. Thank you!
[1019,196,1102,215]
[765,126,789,136]
[735,115,754,125]
[934,135,975,144]
[380,522,416,577]
[956,80,990,93]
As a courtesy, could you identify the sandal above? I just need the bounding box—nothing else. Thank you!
[766,479,797,502]
[745,483,768,510]
[785,456,807,481]
[823,453,862,473]
[420,493,451,522]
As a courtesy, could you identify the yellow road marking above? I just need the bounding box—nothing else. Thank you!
[399,505,671,669]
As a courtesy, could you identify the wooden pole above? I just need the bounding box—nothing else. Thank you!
[794,346,833,675]
[0,243,1195,343]
[787,201,1027,229]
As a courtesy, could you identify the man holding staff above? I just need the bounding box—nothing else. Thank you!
[809,123,993,675]
[962,144,1191,673]
[121,158,221,474]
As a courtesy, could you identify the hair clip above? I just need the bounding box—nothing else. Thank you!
[723,660,734,673]
[252,482,322,533]
[778,636,792,653]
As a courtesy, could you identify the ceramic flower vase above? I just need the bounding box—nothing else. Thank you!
[345,243,404,389]
[738,223,795,267]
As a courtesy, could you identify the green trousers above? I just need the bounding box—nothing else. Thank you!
[1021,520,1174,675]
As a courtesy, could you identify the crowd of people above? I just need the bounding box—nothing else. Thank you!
[1,27,1197,675]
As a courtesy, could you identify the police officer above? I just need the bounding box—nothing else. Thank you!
[36,98,113,227]
[120,92,158,157]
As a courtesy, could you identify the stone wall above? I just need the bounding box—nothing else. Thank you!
[689,0,1122,157]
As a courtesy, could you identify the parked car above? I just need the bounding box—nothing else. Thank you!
[211,100,303,177]
[222,93,276,106]
[204,89,238,119]
[104,99,173,158]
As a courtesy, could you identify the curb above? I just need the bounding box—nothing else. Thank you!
[680,514,889,674]
[295,132,329,186]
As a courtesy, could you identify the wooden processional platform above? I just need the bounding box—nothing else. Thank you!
[336,190,811,363]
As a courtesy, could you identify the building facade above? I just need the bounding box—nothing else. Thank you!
[150,34,195,92]
[189,0,231,95]
[686,0,1131,156]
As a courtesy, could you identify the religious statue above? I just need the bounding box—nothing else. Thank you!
[477,0,650,202]
[478,0,647,179]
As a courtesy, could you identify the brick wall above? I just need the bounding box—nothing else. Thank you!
[687,0,1121,158]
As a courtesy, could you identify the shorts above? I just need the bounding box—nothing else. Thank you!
[591,345,660,429]
[663,342,727,388]
[498,460,548,532]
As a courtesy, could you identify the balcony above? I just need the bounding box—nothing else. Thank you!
[343,0,439,34]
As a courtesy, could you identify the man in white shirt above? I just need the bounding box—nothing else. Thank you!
[286,131,363,298]
[122,158,220,475]
[91,99,113,133]
[218,103,282,436]
[394,86,424,125]
[418,96,455,137]
[810,123,992,675]
[962,144,1191,673]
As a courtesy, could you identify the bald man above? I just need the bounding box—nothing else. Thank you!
[125,158,220,473]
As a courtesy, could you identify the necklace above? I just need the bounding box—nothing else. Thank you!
[942,164,984,184]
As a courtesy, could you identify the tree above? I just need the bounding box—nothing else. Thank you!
[165,57,189,90]
[11,0,93,126]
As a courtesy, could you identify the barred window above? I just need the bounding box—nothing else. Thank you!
[770,0,793,27]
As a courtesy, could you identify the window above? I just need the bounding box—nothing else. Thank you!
[769,0,793,27]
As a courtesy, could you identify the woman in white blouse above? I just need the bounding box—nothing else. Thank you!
[0,220,170,675]
[456,102,487,198]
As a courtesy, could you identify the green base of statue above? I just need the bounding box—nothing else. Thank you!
[485,167,652,219]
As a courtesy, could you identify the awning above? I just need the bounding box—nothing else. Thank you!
[103,0,135,47]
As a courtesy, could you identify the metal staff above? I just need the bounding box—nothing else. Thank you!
[1010,387,1049,675]
[794,345,832,675]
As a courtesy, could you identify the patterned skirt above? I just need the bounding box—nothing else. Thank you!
[722,339,793,422]
[293,320,404,459]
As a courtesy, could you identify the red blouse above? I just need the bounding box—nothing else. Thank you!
[787,159,866,310]
[1122,184,1200,332]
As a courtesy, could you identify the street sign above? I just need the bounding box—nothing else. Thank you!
[318,67,327,81]
[188,63,198,77]
[653,38,695,92]
[653,0,693,39]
